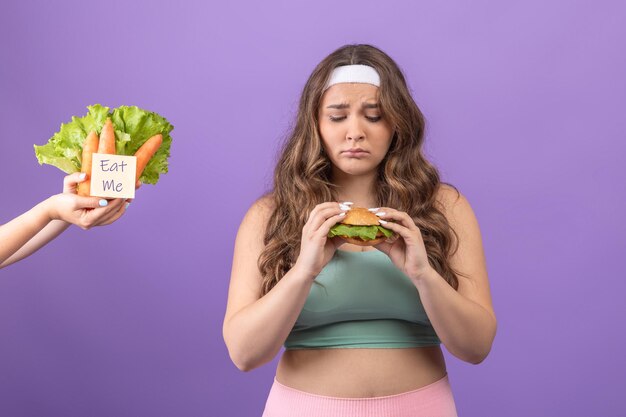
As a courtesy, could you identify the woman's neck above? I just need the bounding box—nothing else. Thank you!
[331,168,378,208]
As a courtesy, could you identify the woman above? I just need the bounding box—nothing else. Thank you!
[223,44,496,416]
[0,172,130,269]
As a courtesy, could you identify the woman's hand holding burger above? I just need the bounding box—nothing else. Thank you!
[294,202,351,279]
[294,203,434,283]
[372,208,434,283]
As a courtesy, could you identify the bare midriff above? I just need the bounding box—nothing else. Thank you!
[276,346,447,398]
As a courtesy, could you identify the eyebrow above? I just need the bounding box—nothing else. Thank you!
[326,102,380,109]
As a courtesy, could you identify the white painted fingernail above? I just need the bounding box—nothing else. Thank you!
[375,212,386,217]
[79,173,86,180]
[125,202,130,209]
[379,219,388,224]
[368,207,379,212]
[99,199,108,207]
[341,201,354,205]
[339,204,351,211]
[339,212,346,216]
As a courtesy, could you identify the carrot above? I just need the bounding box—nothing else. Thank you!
[97,118,116,154]
[77,131,100,196]
[134,134,163,182]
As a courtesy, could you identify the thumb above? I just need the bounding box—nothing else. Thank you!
[72,195,109,209]
[64,172,87,186]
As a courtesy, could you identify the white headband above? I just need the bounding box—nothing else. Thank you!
[324,64,381,91]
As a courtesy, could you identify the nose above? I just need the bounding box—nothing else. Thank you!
[346,117,365,142]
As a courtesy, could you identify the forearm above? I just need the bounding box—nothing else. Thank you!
[414,268,497,364]
[223,266,314,371]
[0,199,56,268]
[1,217,71,268]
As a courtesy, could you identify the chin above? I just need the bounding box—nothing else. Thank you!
[333,160,381,177]
[337,167,375,177]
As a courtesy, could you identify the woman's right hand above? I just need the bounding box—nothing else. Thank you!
[294,202,350,279]
[44,172,129,230]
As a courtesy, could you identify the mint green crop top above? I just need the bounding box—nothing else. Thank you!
[284,250,441,349]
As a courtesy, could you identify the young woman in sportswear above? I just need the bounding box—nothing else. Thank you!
[224,44,496,417]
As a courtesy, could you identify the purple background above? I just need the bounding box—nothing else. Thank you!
[1,1,624,416]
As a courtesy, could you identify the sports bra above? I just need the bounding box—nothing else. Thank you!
[284,249,441,349]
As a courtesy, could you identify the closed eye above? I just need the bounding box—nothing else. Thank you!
[329,116,382,123]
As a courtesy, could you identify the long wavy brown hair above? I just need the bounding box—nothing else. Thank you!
[259,44,465,296]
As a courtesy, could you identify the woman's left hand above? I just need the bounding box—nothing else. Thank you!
[373,208,433,282]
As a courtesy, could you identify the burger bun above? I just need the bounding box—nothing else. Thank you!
[342,236,387,246]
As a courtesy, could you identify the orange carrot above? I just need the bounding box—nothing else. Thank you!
[78,131,100,196]
[97,118,116,154]
[134,134,163,182]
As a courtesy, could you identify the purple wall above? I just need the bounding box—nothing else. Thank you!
[1,1,624,416]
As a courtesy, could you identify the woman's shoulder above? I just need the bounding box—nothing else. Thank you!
[435,183,462,209]
[233,194,277,255]
[250,193,276,216]
[434,183,479,232]
[435,183,472,221]
[240,193,276,230]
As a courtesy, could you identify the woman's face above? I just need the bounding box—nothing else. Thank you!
[318,83,393,177]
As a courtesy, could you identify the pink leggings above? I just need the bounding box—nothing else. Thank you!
[262,374,458,417]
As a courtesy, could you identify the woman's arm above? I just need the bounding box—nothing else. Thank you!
[376,186,497,364]
[223,199,346,371]
[413,263,496,364]
[418,187,496,364]
[0,201,69,268]
[0,173,127,269]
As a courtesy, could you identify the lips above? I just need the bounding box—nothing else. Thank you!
[342,148,369,157]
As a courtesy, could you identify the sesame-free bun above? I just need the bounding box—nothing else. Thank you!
[336,207,388,246]
[340,207,379,226]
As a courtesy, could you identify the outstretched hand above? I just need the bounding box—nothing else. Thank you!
[45,172,140,230]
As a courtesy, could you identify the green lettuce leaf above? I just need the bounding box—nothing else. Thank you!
[34,104,174,184]
[328,224,394,240]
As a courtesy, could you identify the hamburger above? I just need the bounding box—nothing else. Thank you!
[328,207,394,246]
